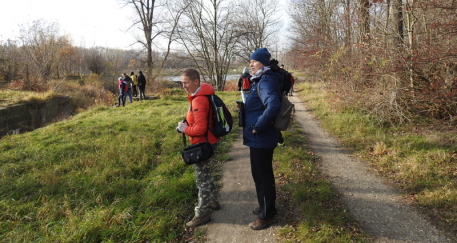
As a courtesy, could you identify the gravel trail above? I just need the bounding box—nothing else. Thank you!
[203,92,450,243]
[289,94,450,242]
[205,131,278,243]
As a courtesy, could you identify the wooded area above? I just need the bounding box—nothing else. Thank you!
[286,0,457,125]
[0,0,282,92]
[2,0,457,124]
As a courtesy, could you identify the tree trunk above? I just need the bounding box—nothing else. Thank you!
[358,0,370,42]
[384,0,391,46]
[393,0,404,46]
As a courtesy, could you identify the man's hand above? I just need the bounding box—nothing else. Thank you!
[176,121,188,133]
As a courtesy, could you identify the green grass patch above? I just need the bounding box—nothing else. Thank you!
[0,90,239,242]
[273,122,370,242]
[295,81,457,239]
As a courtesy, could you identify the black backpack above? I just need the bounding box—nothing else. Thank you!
[208,95,233,138]
[191,95,233,138]
[279,69,292,96]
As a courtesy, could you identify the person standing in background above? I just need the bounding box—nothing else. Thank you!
[123,73,133,104]
[137,71,146,100]
[116,77,127,107]
[237,67,252,103]
[131,72,138,97]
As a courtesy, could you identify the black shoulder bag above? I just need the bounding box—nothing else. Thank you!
[181,99,214,165]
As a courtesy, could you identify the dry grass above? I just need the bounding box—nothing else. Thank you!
[0,90,60,107]
[296,81,457,239]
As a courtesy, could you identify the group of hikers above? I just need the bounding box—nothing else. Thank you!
[176,48,294,230]
[117,71,147,107]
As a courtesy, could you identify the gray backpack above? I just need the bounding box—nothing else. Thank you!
[257,79,295,131]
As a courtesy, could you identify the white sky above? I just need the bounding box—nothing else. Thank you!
[1,0,137,49]
[1,0,291,50]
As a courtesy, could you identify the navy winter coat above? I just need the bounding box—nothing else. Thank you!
[243,70,283,149]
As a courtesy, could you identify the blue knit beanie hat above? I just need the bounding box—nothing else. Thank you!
[250,48,271,66]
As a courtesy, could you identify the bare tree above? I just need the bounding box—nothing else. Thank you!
[393,0,404,45]
[86,47,106,75]
[177,0,241,91]
[19,19,63,83]
[122,0,158,78]
[158,1,186,70]
[234,0,281,62]
[357,0,370,42]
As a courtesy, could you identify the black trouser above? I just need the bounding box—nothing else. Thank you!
[139,87,145,100]
[132,85,138,97]
[277,130,284,144]
[250,147,277,220]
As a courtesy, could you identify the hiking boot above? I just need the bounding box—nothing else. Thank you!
[249,217,277,230]
[209,201,221,210]
[253,207,260,215]
[115,105,120,107]
[185,214,211,227]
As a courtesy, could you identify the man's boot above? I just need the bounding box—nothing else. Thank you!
[249,217,277,230]
[185,214,211,227]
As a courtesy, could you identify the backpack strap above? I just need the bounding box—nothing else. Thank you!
[256,75,281,110]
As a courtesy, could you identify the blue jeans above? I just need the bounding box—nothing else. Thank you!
[123,89,132,103]
[118,93,126,106]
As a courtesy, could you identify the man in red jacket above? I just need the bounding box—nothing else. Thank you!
[176,69,221,227]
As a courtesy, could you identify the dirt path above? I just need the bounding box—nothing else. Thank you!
[205,131,279,242]
[288,95,450,242]
[204,93,450,242]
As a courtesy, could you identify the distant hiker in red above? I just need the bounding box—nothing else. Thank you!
[116,77,127,107]
[290,74,295,96]
[237,67,252,103]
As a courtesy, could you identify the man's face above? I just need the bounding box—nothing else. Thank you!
[250,60,264,74]
[181,75,199,94]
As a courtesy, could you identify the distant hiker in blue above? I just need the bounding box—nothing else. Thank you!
[238,48,282,230]
[123,73,133,104]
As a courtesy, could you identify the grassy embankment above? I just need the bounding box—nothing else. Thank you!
[0,90,60,108]
[0,87,369,242]
[0,90,237,242]
[295,80,457,240]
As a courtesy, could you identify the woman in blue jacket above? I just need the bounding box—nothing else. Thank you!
[242,48,282,230]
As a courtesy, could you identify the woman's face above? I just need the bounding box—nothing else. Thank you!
[250,60,265,74]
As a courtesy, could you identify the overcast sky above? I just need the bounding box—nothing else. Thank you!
[1,0,290,50]
[1,0,137,49]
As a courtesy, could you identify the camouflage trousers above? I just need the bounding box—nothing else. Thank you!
[193,141,220,217]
